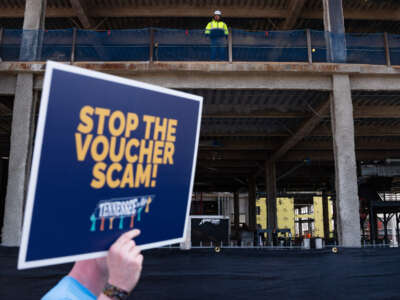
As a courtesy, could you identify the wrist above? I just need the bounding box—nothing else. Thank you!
[108,277,133,294]
[102,282,130,300]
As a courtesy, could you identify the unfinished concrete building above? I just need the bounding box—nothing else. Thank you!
[1,0,400,248]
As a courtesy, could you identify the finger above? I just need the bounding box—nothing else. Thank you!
[115,229,141,247]
[128,246,141,258]
[136,254,144,266]
[121,240,136,253]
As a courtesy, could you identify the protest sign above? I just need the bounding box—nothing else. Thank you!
[18,61,202,269]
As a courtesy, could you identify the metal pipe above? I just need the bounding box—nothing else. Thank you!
[306,29,312,64]
[0,27,3,62]
[384,32,391,67]
[228,27,232,63]
[70,27,77,63]
[149,28,154,63]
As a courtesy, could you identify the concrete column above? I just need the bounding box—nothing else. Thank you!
[2,75,36,246]
[20,0,47,61]
[248,175,256,231]
[1,0,45,246]
[330,74,361,247]
[265,161,277,241]
[322,0,346,63]
[322,190,330,240]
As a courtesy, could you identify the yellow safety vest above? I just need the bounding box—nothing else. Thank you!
[205,20,229,35]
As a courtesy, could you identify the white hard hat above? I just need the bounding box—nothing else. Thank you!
[214,10,222,16]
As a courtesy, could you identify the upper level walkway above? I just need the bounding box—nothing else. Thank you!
[1,28,400,66]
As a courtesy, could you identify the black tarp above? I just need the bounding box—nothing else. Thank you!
[1,246,400,299]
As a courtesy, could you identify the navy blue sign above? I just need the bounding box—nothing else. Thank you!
[18,61,202,269]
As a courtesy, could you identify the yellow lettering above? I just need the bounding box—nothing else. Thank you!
[77,105,94,134]
[109,136,126,162]
[95,107,111,135]
[75,133,93,161]
[142,115,155,139]
[125,113,139,138]
[108,110,125,137]
[90,135,109,162]
[106,163,122,188]
[139,139,154,164]
[90,162,106,189]
[166,119,178,142]
[153,117,168,140]
[125,138,139,163]
[152,140,164,164]
[120,164,134,188]
[163,142,175,164]
[135,164,151,187]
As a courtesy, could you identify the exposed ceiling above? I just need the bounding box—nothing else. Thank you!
[1,0,400,32]
[1,88,399,192]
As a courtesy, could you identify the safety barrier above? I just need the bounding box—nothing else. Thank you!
[0,27,397,65]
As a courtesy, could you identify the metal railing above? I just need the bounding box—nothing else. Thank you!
[0,28,397,66]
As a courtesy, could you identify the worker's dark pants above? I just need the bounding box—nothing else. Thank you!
[210,37,227,61]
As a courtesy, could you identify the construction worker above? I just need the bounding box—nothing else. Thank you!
[205,10,229,61]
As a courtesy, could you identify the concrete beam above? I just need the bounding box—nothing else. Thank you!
[2,62,400,91]
[32,73,331,91]
[4,61,400,76]
[330,74,361,247]
[351,75,400,91]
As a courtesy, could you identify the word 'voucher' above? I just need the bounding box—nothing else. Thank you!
[74,105,178,189]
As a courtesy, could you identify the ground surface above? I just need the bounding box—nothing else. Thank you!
[1,246,400,299]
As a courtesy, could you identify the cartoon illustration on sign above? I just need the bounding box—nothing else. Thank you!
[90,195,154,232]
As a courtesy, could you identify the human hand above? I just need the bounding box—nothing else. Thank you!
[106,229,143,293]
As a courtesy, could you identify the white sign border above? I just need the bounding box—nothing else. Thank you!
[18,61,203,270]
